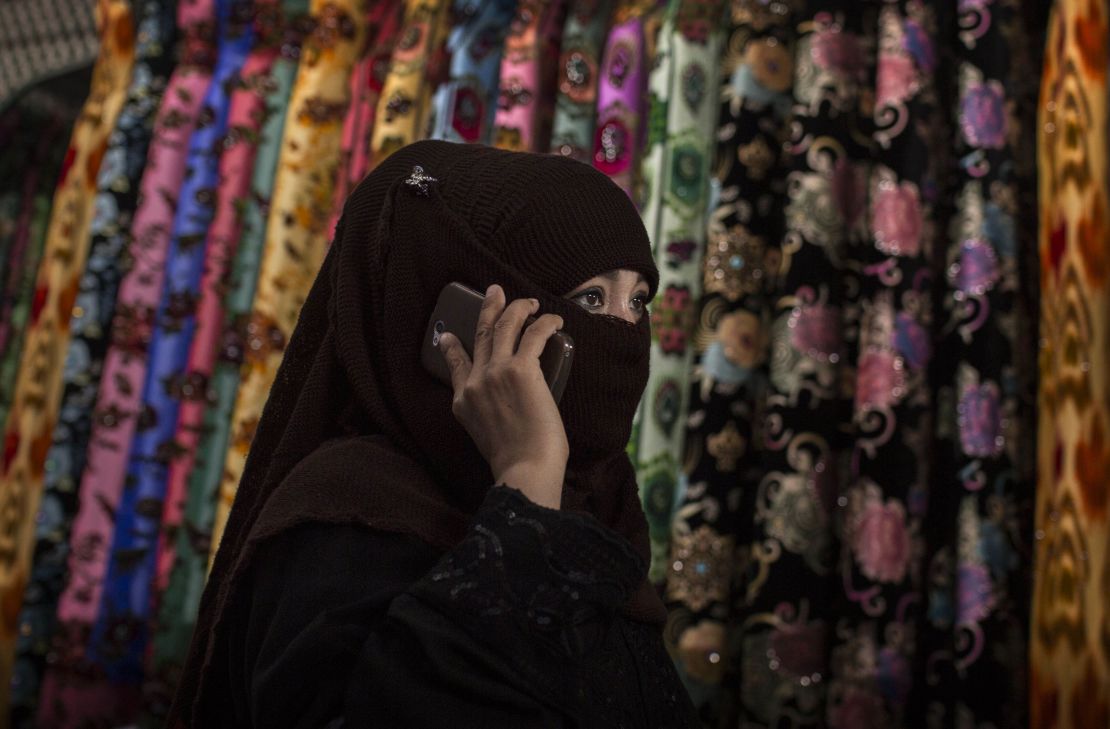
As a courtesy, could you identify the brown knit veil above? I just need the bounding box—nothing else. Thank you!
[171,141,667,726]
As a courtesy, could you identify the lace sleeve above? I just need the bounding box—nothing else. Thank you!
[407,485,645,658]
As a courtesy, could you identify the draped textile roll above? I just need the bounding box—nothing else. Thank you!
[146,1,311,717]
[87,0,253,689]
[428,0,516,144]
[549,0,612,162]
[210,0,368,562]
[663,2,793,720]
[490,0,568,152]
[151,0,288,613]
[369,0,451,164]
[39,2,217,724]
[8,0,178,719]
[0,119,68,429]
[327,0,402,236]
[592,0,651,199]
[632,0,724,579]
[1032,1,1110,726]
[0,0,137,716]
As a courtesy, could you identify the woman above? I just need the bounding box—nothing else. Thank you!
[170,140,698,727]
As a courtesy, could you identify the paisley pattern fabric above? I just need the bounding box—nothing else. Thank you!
[8,0,177,720]
[429,0,515,144]
[210,0,368,561]
[549,0,612,162]
[89,0,253,688]
[491,0,568,152]
[592,0,650,198]
[664,2,1040,727]
[0,0,137,717]
[145,1,311,719]
[633,0,724,581]
[327,1,402,235]
[1032,1,1110,727]
[38,1,217,724]
[370,0,451,163]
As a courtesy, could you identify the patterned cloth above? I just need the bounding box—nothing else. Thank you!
[549,0,612,162]
[89,0,253,687]
[633,0,724,581]
[210,0,369,561]
[665,2,1040,727]
[327,1,402,235]
[144,1,311,719]
[38,1,217,725]
[429,0,516,144]
[490,0,567,152]
[1032,1,1110,726]
[9,0,177,720]
[592,0,651,198]
[369,0,451,163]
[0,0,137,718]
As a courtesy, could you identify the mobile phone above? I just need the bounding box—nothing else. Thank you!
[421,282,575,404]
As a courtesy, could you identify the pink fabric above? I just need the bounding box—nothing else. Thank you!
[592,17,645,197]
[55,0,216,630]
[153,45,280,596]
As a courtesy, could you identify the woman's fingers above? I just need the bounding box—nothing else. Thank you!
[490,297,539,362]
[472,284,505,370]
[437,332,472,394]
[516,314,564,360]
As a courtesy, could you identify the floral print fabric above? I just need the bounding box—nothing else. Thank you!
[664,1,1040,727]
[1031,1,1110,727]
[210,0,368,561]
[0,0,137,719]
[549,0,613,162]
[8,0,177,721]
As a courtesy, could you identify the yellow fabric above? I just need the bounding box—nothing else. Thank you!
[0,0,136,713]
[210,0,367,562]
[369,0,451,164]
[1031,0,1110,724]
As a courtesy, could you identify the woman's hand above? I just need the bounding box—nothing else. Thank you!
[437,284,568,509]
[676,620,726,684]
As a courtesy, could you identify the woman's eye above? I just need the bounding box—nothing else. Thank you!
[575,290,603,308]
[631,294,648,314]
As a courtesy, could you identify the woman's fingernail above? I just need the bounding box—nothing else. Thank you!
[486,284,498,296]
[529,298,539,308]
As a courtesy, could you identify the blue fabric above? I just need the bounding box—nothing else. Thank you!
[88,0,253,681]
[429,0,517,143]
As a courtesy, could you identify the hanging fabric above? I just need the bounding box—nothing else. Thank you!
[39,1,217,724]
[632,0,724,579]
[664,0,794,720]
[1032,1,1110,726]
[428,0,516,144]
[369,0,451,163]
[145,0,312,719]
[8,0,178,721]
[491,0,568,152]
[327,1,403,235]
[210,0,369,561]
[592,0,651,198]
[549,0,613,162]
[0,0,137,718]
[86,0,253,696]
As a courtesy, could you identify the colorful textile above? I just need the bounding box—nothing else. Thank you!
[38,1,217,724]
[491,0,568,152]
[592,1,650,198]
[632,0,723,579]
[549,0,612,162]
[429,0,516,144]
[0,0,137,717]
[369,0,451,163]
[210,0,368,561]
[327,0,402,236]
[9,0,178,719]
[145,1,312,719]
[88,0,253,686]
[1032,1,1110,726]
